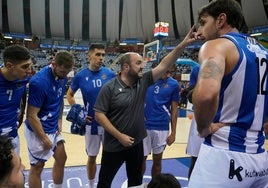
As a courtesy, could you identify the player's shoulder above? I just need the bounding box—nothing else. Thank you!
[76,67,88,74]
[101,67,116,74]
[192,65,200,72]
[73,68,91,79]
[29,67,51,87]
[31,70,47,83]
[168,77,179,85]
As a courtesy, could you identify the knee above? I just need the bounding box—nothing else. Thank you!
[31,162,45,174]
[61,151,67,163]
[55,143,67,163]
[62,152,67,162]
[54,151,67,166]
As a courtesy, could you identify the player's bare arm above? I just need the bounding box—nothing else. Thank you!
[26,105,53,149]
[193,40,226,137]
[167,101,178,145]
[66,87,76,106]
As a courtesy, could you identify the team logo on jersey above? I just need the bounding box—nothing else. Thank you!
[163,83,168,88]
[16,83,23,88]
[86,77,89,81]
[101,74,107,80]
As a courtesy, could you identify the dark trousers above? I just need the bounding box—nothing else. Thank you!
[97,141,144,188]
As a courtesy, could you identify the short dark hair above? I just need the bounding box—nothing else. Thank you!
[54,50,74,69]
[89,43,105,52]
[147,173,181,188]
[0,136,14,185]
[3,45,31,65]
[198,0,244,30]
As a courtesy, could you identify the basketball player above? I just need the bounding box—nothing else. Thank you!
[0,45,32,155]
[142,61,179,177]
[189,0,268,187]
[66,43,115,187]
[25,50,74,188]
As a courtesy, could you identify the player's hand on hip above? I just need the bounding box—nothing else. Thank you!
[210,122,230,134]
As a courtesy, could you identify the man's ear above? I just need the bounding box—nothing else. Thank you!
[87,53,91,61]
[217,13,227,29]
[50,61,56,67]
[5,62,14,69]
[123,63,129,71]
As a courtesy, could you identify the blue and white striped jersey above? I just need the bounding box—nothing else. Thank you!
[204,32,268,154]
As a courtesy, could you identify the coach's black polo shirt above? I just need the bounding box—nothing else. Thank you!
[94,71,154,152]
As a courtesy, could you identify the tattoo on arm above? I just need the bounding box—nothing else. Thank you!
[200,59,223,80]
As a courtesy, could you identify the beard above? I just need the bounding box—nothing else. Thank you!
[128,68,142,81]
[137,71,143,78]
[52,69,67,79]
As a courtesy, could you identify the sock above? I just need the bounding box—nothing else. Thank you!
[89,179,95,188]
[53,184,62,188]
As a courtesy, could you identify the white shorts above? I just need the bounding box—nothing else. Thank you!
[85,125,104,156]
[188,144,268,188]
[143,129,169,156]
[24,127,64,165]
[186,115,204,157]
